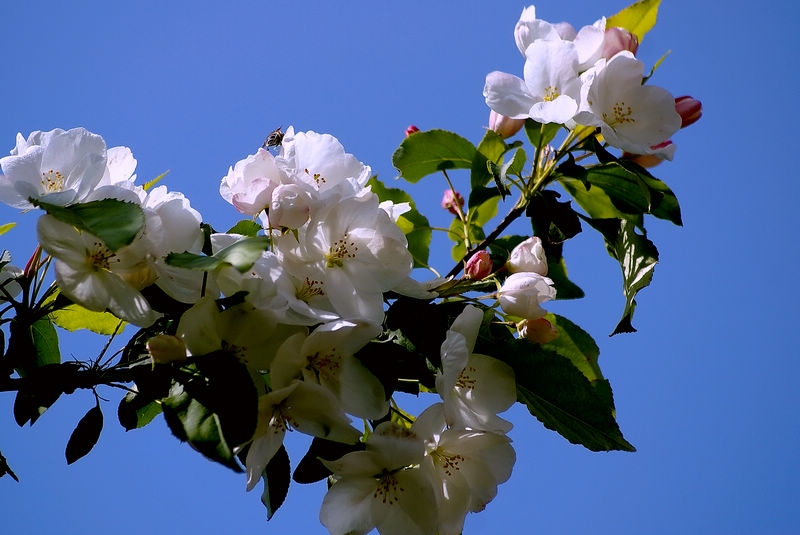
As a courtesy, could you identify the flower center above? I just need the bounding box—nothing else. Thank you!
[374,471,404,505]
[603,101,635,127]
[432,449,465,477]
[325,234,358,268]
[455,365,477,390]
[41,169,65,192]
[87,242,117,270]
[543,86,560,102]
[296,276,325,301]
[303,168,326,188]
[307,350,342,383]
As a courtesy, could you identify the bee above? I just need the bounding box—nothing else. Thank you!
[262,126,285,149]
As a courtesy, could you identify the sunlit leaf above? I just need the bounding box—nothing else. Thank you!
[606,0,661,42]
[165,236,270,273]
[583,217,659,335]
[143,170,170,191]
[367,177,431,269]
[32,198,145,252]
[226,219,263,237]
[393,129,476,183]
[0,223,16,236]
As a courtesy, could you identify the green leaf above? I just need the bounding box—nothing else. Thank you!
[482,338,634,452]
[293,438,365,484]
[505,146,527,177]
[50,299,124,335]
[261,445,290,520]
[606,0,661,42]
[117,390,163,431]
[143,170,169,191]
[367,177,431,268]
[0,222,16,236]
[0,450,19,482]
[226,219,263,237]
[65,403,104,464]
[165,236,270,273]
[528,190,582,246]
[470,130,507,189]
[0,249,11,268]
[467,186,501,210]
[560,161,681,226]
[584,218,659,335]
[392,129,476,183]
[469,195,500,227]
[32,198,145,252]
[31,318,60,367]
[542,314,603,381]
[161,381,242,472]
[546,258,585,300]
[524,119,561,148]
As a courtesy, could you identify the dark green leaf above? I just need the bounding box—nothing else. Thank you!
[480,337,634,452]
[467,186,501,210]
[0,450,19,482]
[560,161,681,226]
[392,129,476,183]
[261,445,290,520]
[546,258,584,300]
[165,236,270,273]
[524,119,561,148]
[583,218,659,335]
[293,437,365,484]
[32,198,145,252]
[386,299,450,370]
[161,381,242,472]
[367,177,431,268]
[528,190,582,248]
[355,340,435,397]
[12,363,82,426]
[117,390,163,431]
[227,219,263,237]
[65,403,103,464]
[487,161,511,199]
[542,314,603,381]
[31,318,60,367]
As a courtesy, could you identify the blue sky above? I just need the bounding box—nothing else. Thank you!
[1,0,798,533]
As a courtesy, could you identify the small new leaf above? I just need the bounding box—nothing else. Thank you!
[261,445,291,520]
[65,403,103,464]
[31,198,145,252]
[606,0,661,43]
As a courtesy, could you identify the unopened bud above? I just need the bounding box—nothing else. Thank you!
[675,96,702,128]
[489,110,525,139]
[602,27,638,59]
[270,183,313,229]
[147,335,187,364]
[465,250,493,280]
[405,125,420,137]
[441,189,464,216]
[518,317,558,344]
[507,236,548,275]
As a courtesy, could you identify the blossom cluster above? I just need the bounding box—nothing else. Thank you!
[484,5,699,162]
[0,125,535,534]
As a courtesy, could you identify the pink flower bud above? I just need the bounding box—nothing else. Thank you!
[518,318,558,344]
[489,110,525,139]
[405,125,420,137]
[441,189,464,216]
[465,250,493,280]
[674,96,702,128]
[147,335,187,365]
[602,27,639,58]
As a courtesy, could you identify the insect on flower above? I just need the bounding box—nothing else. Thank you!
[262,126,285,149]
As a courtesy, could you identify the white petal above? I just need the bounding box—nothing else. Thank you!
[483,71,536,120]
[319,477,376,535]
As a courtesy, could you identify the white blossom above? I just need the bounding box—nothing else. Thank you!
[506,236,548,275]
[0,128,107,209]
[497,272,556,319]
